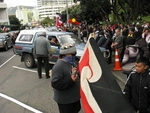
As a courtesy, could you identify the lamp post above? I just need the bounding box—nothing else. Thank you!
[66,0,69,27]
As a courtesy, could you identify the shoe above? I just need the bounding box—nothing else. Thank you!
[46,76,50,79]
[39,76,42,79]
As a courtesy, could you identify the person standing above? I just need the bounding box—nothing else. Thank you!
[111,28,124,62]
[123,57,150,113]
[34,32,51,79]
[51,43,81,113]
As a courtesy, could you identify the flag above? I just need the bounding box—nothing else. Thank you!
[78,38,136,113]
[68,18,81,25]
[2,26,7,32]
[55,13,63,28]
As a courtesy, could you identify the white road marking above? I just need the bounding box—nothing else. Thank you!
[0,93,43,113]
[0,55,16,68]
[13,66,45,75]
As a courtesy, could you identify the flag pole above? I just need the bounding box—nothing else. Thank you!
[66,0,69,27]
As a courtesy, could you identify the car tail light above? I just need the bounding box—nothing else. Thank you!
[14,45,22,50]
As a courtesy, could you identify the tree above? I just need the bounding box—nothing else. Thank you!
[80,0,111,24]
[61,0,150,24]
[9,15,21,30]
[40,17,55,27]
[61,4,82,22]
[111,0,150,23]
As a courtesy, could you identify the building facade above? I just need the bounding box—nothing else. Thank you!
[37,0,74,20]
[16,7,39,25]
[0,2,9,25]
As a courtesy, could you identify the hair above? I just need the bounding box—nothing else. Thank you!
[129,27,135,32]
[116,28,121,32]
[136,57,149,66]
[143,28,150,32]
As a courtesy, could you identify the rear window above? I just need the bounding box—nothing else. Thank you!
[19,35,33,42]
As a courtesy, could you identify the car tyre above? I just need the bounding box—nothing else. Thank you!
[24,54,35,68]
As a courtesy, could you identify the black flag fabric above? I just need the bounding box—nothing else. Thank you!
[78,38,136,113]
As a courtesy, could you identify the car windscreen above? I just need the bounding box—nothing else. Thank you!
[57,34,82,45]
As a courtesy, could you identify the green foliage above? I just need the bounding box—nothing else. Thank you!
[79,0,111,23]
[142,16,150,22]
[40,17,55,27]
[61,0,150,24]
[9,15,21,30]
[61,4,82,22]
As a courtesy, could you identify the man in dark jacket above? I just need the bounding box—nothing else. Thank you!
[135,36,150,60]
[123,57,150,113]
[34,32,51,79]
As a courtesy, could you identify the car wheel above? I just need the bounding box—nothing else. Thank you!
[4,43,8,51]
[24,54,35,68]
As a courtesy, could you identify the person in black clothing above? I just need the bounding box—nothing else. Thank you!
[123,57,150,113]
[51,43,81,113]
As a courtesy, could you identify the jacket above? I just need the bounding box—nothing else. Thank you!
[34,36,51,57]
[123,68,150,112]
[136,36,150,59]
[51,60,80,104]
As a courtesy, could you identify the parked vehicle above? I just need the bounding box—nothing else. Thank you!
[0,33,12,51]
[14,29,85,68]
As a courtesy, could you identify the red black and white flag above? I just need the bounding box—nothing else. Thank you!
[78,38,136,113]
[55,13,63,28]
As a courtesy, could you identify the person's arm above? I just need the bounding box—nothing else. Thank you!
[51,65,75,90]
[46,39,51,54]
[147,75,150,113]
[111,42,119,48]
[123,74,133,102]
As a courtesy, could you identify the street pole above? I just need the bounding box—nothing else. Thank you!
[66,0,69,27]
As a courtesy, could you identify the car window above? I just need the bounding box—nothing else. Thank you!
[19,35,33,42]
[58,34,82,45]
[69,34,82,44]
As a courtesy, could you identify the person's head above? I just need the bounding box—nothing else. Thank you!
[143,28,150,35]
[115,28,121,36]
[51,37,57,42]
[60,43,76,55]
[129,27,135,34]
[38,32,46,37]
[59,43,77,65]
[135,57,149,73]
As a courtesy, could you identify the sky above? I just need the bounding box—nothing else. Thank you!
[4,0,37,7]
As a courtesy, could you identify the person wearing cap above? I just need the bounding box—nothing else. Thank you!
[51,43,81,113]
[34,32,51,79]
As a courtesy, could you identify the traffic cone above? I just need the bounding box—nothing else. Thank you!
[114,49,122,71]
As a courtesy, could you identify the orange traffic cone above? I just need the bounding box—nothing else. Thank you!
[114,49,122,71]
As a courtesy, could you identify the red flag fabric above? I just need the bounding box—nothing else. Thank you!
[68,18,81,25]
[78,38,136,113]
[2,26,7,32]
[55,14,63,28]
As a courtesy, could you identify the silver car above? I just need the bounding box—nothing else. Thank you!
[0,33,12,51]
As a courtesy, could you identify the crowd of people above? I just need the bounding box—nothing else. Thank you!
[11,21,150,113]
[60,22,150,113]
